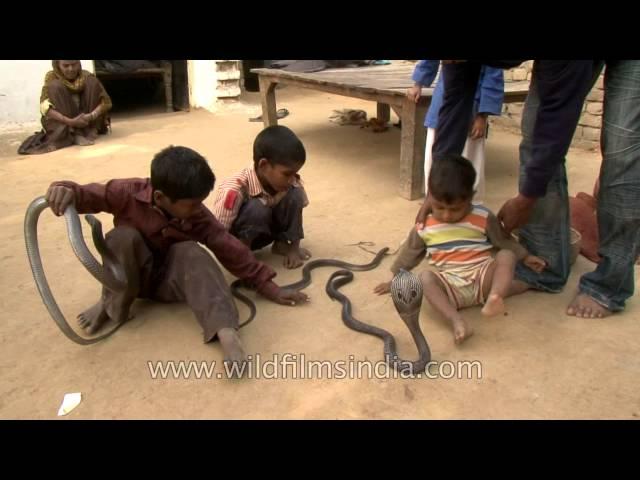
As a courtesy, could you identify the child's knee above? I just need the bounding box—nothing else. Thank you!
[419,270,439,287]
[284,186,306,207]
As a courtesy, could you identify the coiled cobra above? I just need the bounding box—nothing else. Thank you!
[24,196,128,345]
[326,269,431,375]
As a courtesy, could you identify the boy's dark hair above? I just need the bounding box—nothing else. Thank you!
[428,154,476,203]
[151,146,215,201]
[253,125,306,168]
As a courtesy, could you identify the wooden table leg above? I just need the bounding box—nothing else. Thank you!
[377,102,390,122]
[258,76,278,126]
[399,98,428,200]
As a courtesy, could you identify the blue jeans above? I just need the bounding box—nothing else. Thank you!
[514,76,573,292]
[517,60,640,311]
[578,60,640,311]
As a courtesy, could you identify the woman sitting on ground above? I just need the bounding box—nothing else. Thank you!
[19,60,112,155]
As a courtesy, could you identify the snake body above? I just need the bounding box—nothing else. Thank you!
[24,196,127,345]
[326,269,431,375]
[231,247,389,327]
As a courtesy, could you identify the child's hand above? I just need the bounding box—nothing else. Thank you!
[406,84,422,103]
[45,185,75,216]
[271,288,309,306]
[373,281,391,295]
[524,254,547,273]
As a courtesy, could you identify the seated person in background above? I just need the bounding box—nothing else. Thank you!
[19,60,112,155]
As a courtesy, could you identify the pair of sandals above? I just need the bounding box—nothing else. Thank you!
[249,108,289,122]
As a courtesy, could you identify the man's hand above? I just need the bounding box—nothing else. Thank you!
[270,288,309,306]
[415,197,432,230]
[45,185,75,216]
[469,114,488,140]
[497,194,536,234]
[523,254,547,273]
[406,84,422,104]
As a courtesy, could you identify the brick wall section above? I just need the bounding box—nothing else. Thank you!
[215,60,241,102]
[492,61,604,149]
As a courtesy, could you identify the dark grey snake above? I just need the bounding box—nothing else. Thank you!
[326,269,431,375]
[233,250,431,375]
[230,247,390,328]
[24,196,128,345]
[26,195,430,371]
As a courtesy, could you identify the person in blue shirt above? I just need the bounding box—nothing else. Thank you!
[407,60,504,204]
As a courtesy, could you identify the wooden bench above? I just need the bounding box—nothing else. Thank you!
[95,61,173,113]
[252,63,529,200]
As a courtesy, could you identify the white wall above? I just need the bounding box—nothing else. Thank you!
[188,60,218,112]
[0,60,94,129]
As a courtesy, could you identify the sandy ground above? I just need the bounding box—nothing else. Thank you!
[1,86,639,420]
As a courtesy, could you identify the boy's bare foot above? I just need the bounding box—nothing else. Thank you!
[73,135,94,146]
[482,293,506,317]
[567,293,612,318]
[78,289,134,335]
[272,241,311,269]
[77,302,109,335]
[451,315,474,345]
[218,328,248,378]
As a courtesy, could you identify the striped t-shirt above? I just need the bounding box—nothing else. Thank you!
[417,205,493,270]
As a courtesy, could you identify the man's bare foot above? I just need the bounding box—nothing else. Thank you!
[218,328,248,378]
[451,315,474,345]
[567,293,612,318]
[77,302,109,335]
[271,241,311,269]
[482,293,506,317]
[74,135,94,146]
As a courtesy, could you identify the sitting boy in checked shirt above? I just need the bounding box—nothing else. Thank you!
[212,125,311,269]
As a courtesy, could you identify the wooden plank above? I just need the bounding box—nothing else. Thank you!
[253,67,530,103]
[261,75,406,107]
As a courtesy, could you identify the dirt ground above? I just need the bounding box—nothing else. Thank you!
[1,86,638,420]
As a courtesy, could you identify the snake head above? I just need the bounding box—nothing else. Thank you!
[390,269,423,314]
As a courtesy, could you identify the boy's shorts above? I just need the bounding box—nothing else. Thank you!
[433,257,494,309]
